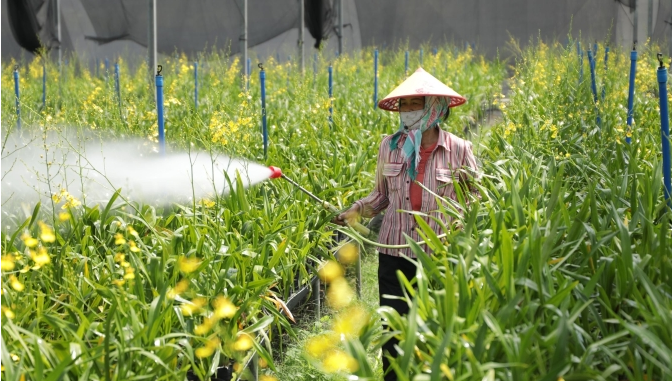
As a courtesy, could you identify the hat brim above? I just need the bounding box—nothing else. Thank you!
[377,67,466,111]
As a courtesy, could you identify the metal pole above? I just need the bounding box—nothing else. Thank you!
[656,53,672,207]
[240,0,248,84]
[14,67,20,131]
[54,0,61,71]
[338,0,343,56]
[648,0,653,38]
[314,277,321,320]
[299,0,305,74]
[156,66,166,155]
[634,1,638,47]
[148,0,157,86]
[627,47,637,144]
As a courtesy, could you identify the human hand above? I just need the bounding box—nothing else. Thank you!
[332,204,361,227]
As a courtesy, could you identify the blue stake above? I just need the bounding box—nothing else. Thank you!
[13,66,20,130]
[656,54,672,207]
[602,46,610,100]
[259,63,268,159]
[579,50,584,83]
[105,58,109,81]
[246,58,251,91]
[593,42,598,57]
[373,49,378,109]
[194,62,198,111]
[626,48,637,144]
[420,49,423,66]
[42,61,46,109]
[433,47,438,56]
[155,66,166,155]
[405,51,409,77]
[114,63,122,117]
[313,53,318,86]
[588,50,600,126]
[328,65,333,123]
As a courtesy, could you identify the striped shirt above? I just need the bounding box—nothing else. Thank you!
[353,127,479,258]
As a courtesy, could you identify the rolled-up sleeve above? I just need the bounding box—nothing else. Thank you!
[353,139,390,218]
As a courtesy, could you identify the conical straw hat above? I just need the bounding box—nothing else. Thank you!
[378,67,466,111]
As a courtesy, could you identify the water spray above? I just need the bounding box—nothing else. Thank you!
[267,166,370,236]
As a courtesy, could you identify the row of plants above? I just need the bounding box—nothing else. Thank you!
[325,39,672,380]
[1,44,505,380]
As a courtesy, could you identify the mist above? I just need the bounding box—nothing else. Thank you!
[1,130,272,218]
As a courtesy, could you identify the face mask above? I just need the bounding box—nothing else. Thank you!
[400,109,424,130]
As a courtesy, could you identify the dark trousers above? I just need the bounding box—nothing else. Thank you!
[378,253,417,381]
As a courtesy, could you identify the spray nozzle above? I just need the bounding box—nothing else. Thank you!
[268,166,283,179]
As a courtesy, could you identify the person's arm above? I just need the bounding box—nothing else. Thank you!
[335,140,390,225]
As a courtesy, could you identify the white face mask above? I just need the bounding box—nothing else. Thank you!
[400,109,424,130]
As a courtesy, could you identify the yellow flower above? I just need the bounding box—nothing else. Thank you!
[58,212,70,222]
[318,260,344,283]
[233,333,254,351]
[126,226,138,236]
[129,240,140,253]
[181,297,206,316]
[123,267,135,280]
[305,333,337,358]
[32,247,51,266]
[2,306,15,319]
[9,275,24,292]
[337,242,358,265]
[167,279,190,299]
[201,199,215,208]
[22,233,38,248]
[322,349,358,373]
[326,277,354,309]
[178,256,202,274]
[213,295,237,319]
[114,233,126,245]
[112,279,126,287]
[259,375,277,381]
[333,305,369,338]
[38,222,56,243]
[114,253,125,263]
[1,254,16,271]
[194,317,215,335]
[195,338,220,358]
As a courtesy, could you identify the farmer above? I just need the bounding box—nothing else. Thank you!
[335,68,479,380]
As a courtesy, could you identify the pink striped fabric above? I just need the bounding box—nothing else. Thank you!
[353,127,479,258]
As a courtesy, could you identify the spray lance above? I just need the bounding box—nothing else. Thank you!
[268,166,455,249]
[268,166,370,236]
